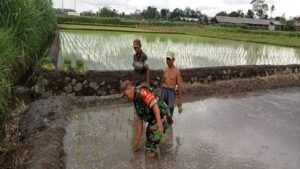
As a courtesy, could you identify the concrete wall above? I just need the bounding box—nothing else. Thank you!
[33,65,300,97]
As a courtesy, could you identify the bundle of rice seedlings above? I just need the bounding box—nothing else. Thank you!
[151,130,167,143]
[40,57,55,70]
[75,59,85,73]
[63,58,72,71]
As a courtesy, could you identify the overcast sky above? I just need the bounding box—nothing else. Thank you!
[52,0,299,18]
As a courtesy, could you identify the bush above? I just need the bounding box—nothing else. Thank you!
[284,21,296,31]
[58,16,124,25]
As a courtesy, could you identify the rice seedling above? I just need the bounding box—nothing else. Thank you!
[75,59,85,73]
[40,57,55,70]
[151,130,167,143]
[63,58,73,71]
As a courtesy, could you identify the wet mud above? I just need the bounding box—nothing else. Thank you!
[18,74,300,169]
[64,87,300,169]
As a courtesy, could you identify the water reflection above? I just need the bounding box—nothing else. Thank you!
[64,88,300,169]
[58,30,300,70]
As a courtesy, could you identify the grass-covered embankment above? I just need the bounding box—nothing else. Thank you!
[58,15,196,27]
[58,24,160,33]
[0,0,56,138]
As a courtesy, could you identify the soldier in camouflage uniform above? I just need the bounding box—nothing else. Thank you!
[120,80,172,158]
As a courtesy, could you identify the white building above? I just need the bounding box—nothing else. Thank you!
[67,12,79,16]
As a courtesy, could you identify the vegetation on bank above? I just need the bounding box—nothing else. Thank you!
[59,24,160,33]
[0,0,56,138]
[58,15,196,27]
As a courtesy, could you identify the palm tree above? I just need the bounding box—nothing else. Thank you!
[270,5,275,18]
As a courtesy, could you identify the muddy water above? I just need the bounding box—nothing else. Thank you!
[64,88,300,169]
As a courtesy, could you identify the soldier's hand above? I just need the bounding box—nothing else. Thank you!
[157,122,163,133]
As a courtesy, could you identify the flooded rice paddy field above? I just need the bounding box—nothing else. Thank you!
[64,87,300,169]
[58,30,300,70]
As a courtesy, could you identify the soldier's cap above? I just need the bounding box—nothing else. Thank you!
[166,51,175,60]
[120,80,132,96]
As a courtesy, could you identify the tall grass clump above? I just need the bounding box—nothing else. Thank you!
[0,30,18,136]
[0,0,56,137]
[0,0,56,62]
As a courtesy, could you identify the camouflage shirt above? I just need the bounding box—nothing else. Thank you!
[134,85,170,122]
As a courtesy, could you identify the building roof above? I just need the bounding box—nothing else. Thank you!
[180,17,199,21]
[215,16,282,26]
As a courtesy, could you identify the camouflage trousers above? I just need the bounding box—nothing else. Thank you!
[145,119,170,152]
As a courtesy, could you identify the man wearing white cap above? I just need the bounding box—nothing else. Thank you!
[160,51,183,117]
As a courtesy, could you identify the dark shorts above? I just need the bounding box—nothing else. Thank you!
[158,87,176,116]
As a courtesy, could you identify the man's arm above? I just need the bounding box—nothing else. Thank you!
[146,68,150,84]
[133,117,143,152]
[143,55,149,84]
[152,103,163,132]
[176,69,182,107]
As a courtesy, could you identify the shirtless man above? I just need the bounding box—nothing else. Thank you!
[160,51,182,117]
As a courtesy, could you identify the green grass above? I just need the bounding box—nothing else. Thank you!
[0,30,18,135]
[0,0,56,137]
[59,24,160,33]
[58,15,197,27]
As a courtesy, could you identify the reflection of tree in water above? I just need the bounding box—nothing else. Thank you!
[243,44,263,65]
[294,48,300,59]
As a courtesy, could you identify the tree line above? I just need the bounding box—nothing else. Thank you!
[76,6,209,22]
[54,0,299,31]
[54,0,279,20]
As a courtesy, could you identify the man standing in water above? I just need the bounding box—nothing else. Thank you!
[120,80,172,158]
[160,51,183,117]
[132,39,149,85]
